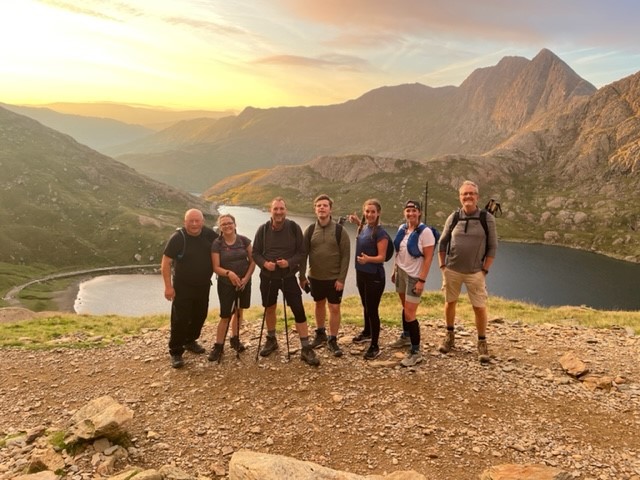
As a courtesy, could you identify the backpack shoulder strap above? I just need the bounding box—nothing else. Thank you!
[335,223,343,244]
[176,227,186,260]
[304,223,315,253]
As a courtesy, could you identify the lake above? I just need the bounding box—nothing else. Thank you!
[74,205,640,316]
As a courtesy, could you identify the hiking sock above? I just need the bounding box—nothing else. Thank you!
[478,335,486,341]
[328,335,336,341]
[300,337,310,348]
[407,319,420,350]
[401,309,409,337]
[316,327,326,334]
[447,325,454,332]
[267,329,276,338]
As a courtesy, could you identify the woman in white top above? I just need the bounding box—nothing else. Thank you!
[390,200,435,367]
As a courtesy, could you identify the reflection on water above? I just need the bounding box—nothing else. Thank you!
[75,206,640,316]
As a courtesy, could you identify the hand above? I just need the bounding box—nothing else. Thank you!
[335,280,344,292]
[264,261,277,272]
[276,258,289,269]
[164,286,175,301]
[357,254,367,265]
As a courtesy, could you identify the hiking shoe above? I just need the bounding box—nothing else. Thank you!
[327,338,343,357]
[363,345,381,360]
[301,346,320,366]
[310,329,328,349]
[352,332,371,344]
[478,339,490,364]
[259,336,278,357]
[400,351,423,367]
[184,341,206,354]
[170,354,184,369]
[438,330,455,354]
[229,336,246,353]
[389,335,411,349]
[207,343,223,362]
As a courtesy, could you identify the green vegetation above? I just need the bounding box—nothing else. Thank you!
[1,293,638,349]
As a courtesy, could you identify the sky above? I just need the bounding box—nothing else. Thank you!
[1,0,640,112]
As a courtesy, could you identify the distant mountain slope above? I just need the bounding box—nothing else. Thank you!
[113,49,597,192]
[0,107,213,269]
[1,103,153,151]
[204,145,639,262]
[39,102,236,130]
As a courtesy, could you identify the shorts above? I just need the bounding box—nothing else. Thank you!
[259,274,307,323]
[442,269,487,308]
[217,280,251,318]
[309,278,343,304]
[394,267,421,304]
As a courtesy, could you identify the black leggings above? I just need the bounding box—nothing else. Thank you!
[356,269,385,347]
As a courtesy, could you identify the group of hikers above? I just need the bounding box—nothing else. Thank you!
[160,180,498,369]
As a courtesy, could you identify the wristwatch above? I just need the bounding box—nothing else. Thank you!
[481,268,489,275]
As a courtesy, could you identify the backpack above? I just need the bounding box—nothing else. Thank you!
[383,230,395,261]
[304,222,343,253]
[393,223,439,258]
[442,209,490,259]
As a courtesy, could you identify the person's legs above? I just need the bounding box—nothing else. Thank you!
[365,272,385,349]
[355,270,371,339]
[467,272,490,363]
[314,298,327,330]
[283,276,319,366]
[439,269,462,354]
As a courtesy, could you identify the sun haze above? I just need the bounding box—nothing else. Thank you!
[1,0,639,111]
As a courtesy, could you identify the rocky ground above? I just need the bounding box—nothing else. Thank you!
[1,313,639,480]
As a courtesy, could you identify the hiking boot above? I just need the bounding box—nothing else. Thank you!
[300,346,320,366]
[229,336,246,353]
[478,339,490,364]
[327,337,343,357]
[207,343,223,362]
[389,335,411,349]
[352,332,371,344]
[438,330,455,354]
[310,329,328,349]
[363,345,381,360]
[184,340,206,354]
[170,354,184,369]
[259,335,278,357]
[400,350,423,367]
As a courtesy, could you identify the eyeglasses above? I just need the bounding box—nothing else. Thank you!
[219,222,234,227]
[460,192,477,197]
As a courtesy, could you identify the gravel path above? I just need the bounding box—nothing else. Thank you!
[1,318,639,479]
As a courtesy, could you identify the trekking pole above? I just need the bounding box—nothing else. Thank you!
[423,181,428,224]
[255,307,266,363]
[255,279,271,363]
[233,289,241,360]
[282,284,291,361]
[219,311,231,365]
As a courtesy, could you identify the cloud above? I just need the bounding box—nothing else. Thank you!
[253,54,369,71]
[37,0,121,21]
[274,0,640,48]
[164,16,246,36]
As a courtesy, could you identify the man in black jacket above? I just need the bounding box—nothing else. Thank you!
[253,197,319,367]
[161,208,217,368]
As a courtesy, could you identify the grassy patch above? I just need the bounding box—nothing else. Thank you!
[1,293,638,350]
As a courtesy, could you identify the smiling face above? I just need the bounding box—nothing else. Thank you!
[458,182,479,214]
[363,202,380,226]
[270,198,287,227]
[403,206,421,226]
[183,209,204,236]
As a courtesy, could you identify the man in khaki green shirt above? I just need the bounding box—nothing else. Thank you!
[299,194,351,357]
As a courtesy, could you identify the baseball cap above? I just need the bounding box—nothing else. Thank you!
[404,200,421,210]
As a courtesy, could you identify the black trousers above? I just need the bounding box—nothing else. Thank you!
[169,283,211,355]
[356,270,385,347]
